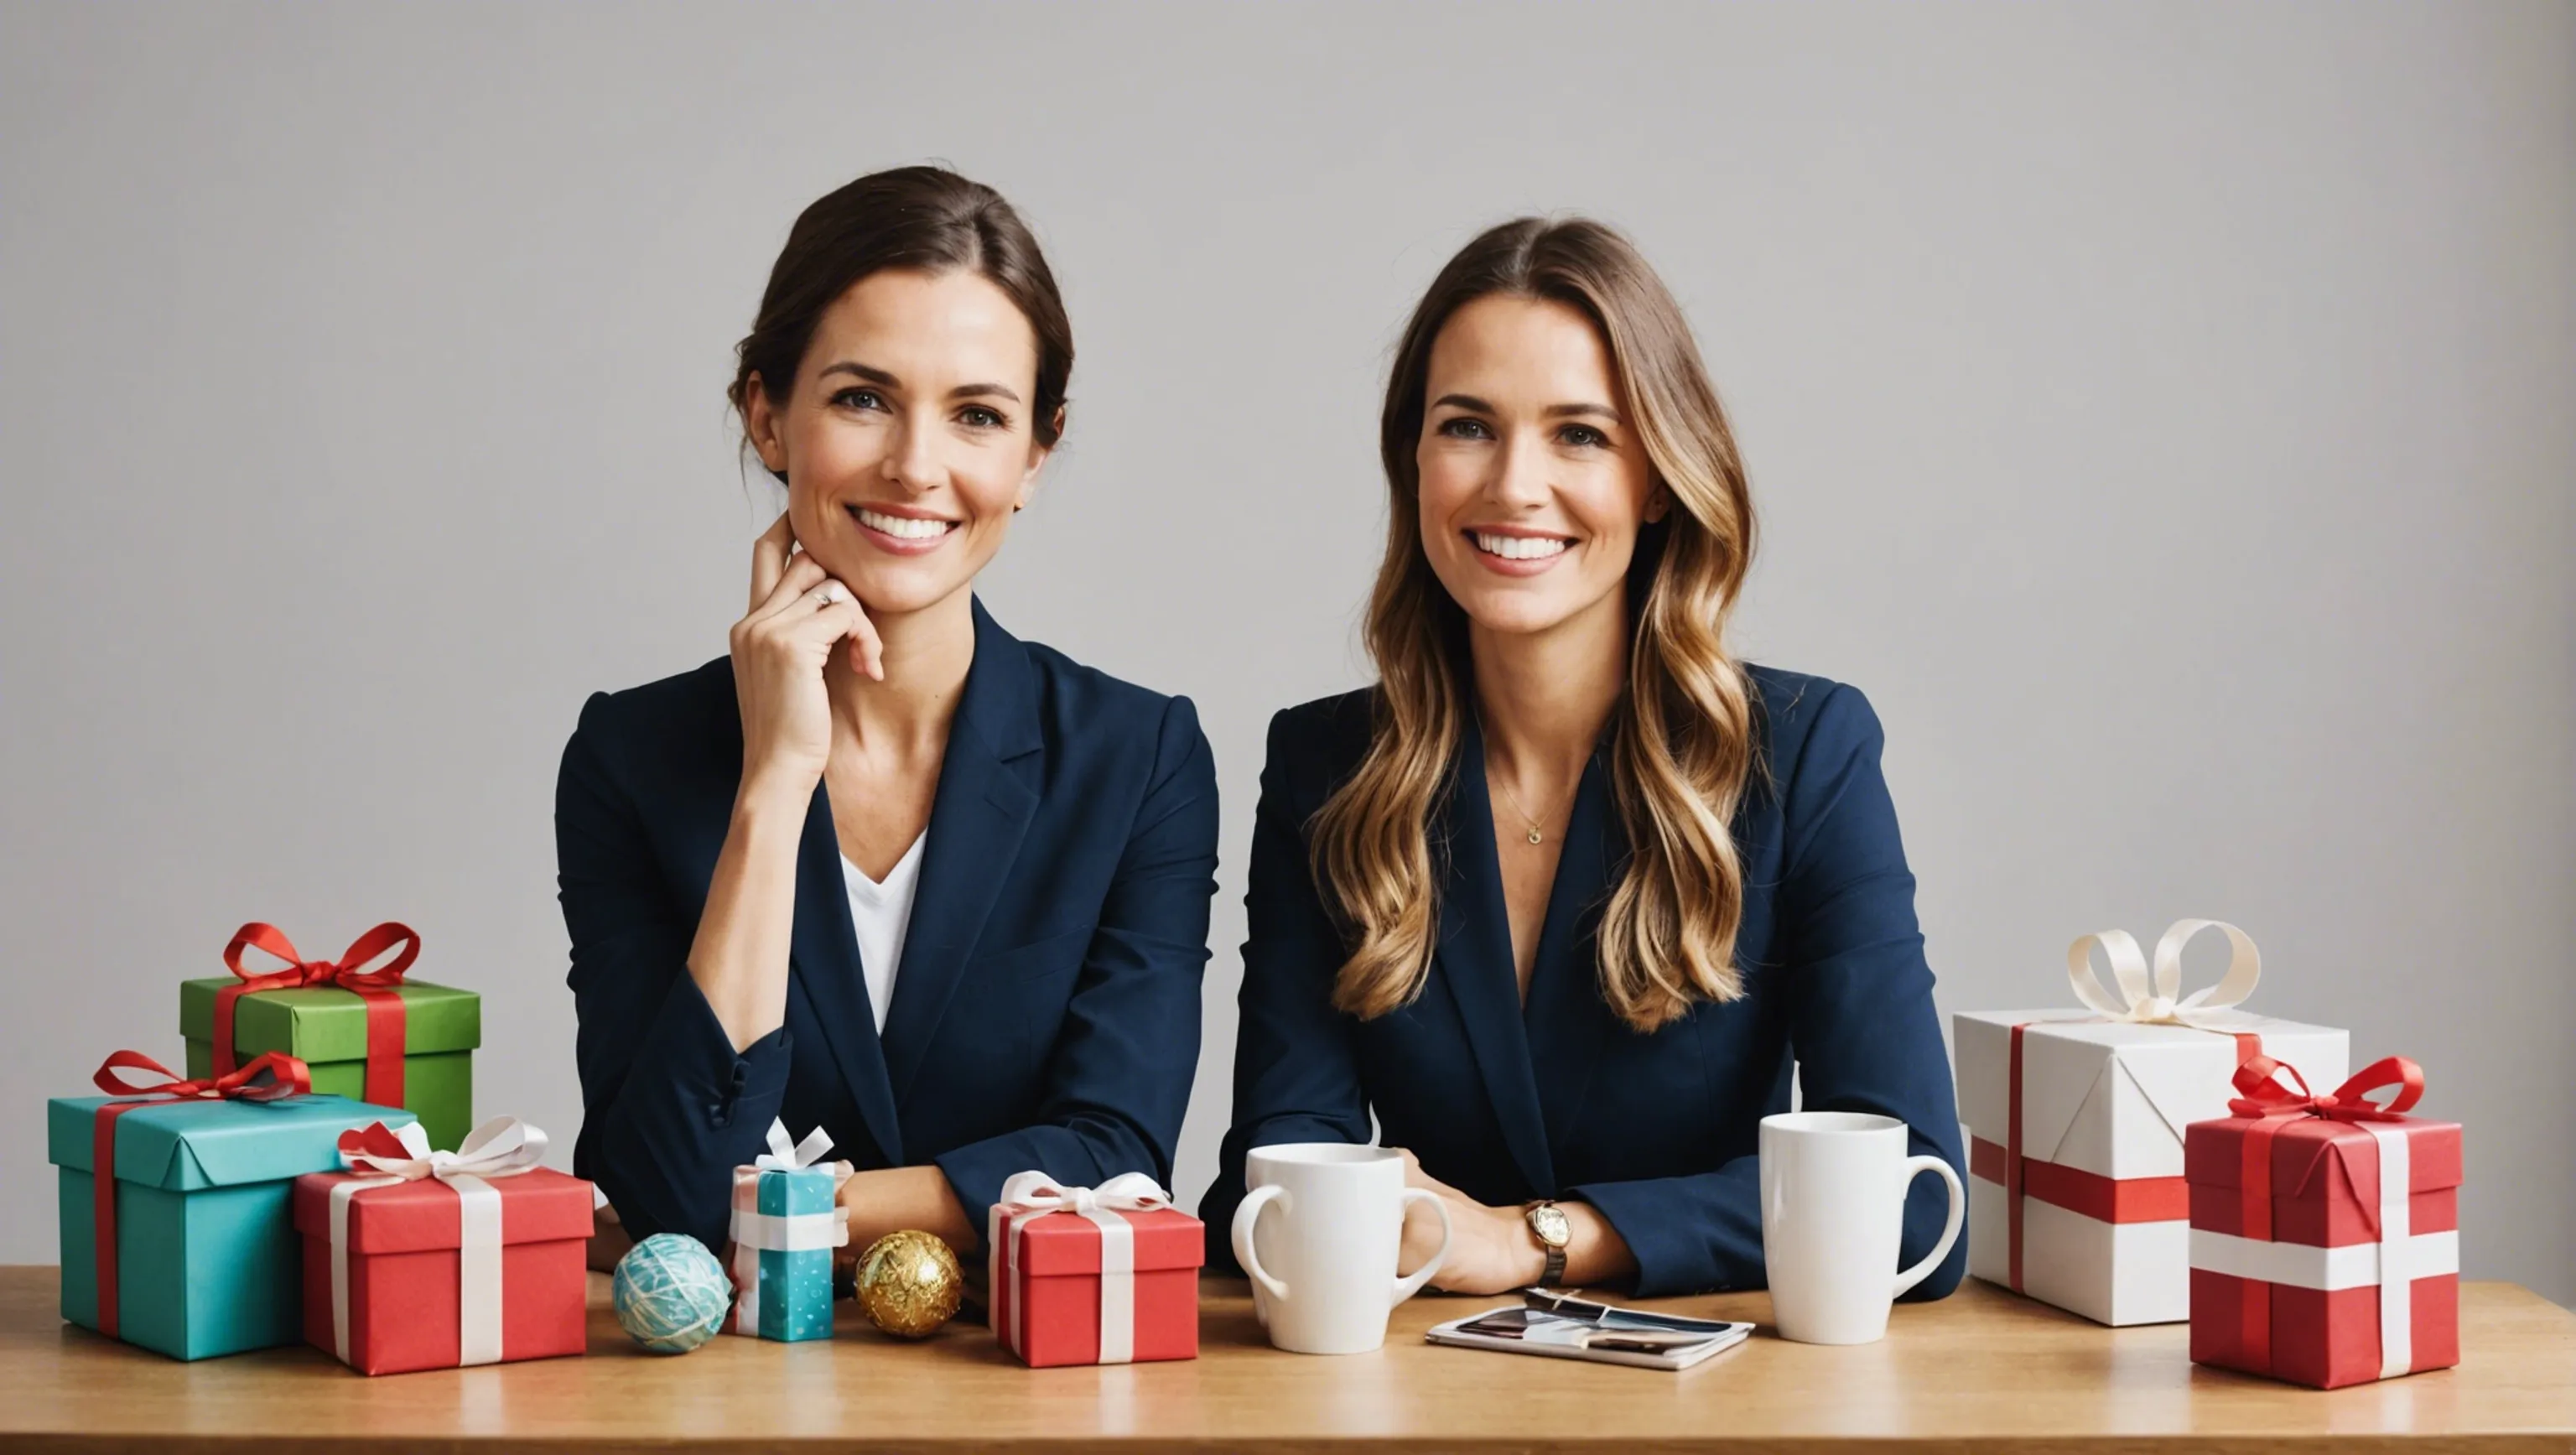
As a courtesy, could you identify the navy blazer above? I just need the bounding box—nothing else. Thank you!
[1202,668,1966,1299]
[558,600,1218,1252]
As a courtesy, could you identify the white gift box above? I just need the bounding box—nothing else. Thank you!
[1953,921,2348,1326]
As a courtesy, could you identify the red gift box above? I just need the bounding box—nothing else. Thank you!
[290,1119,593,1375]
[2184,1055,2463,1389]
[988,1172,1202,1367]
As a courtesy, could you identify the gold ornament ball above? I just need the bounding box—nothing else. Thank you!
[854,1229,963,1338]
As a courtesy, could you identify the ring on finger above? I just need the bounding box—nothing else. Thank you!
[813,582,848,608]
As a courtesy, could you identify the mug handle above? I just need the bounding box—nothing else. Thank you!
[1231,1185,1292,1303]
[1389,1187,1453,1304]
[1890,1154,1966,1299]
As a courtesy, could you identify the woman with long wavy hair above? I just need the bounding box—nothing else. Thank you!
[1202,216,1966,1298]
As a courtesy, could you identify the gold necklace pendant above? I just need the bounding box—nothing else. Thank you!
[1493,771,1549,846]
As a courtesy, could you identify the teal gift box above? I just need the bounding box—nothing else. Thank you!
[49,1074,413,1360]
[724,1120,853,1342]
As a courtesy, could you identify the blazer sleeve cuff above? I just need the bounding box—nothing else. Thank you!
[635,969,794,1128]
[589,974,792,1246]
[930,1130,1107,1246]
[1566,1161,1766,1299]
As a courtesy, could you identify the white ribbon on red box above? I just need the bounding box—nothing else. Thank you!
[990,1171,1173,1364]
[330,1116,548,1368]
[2186,1120,2434,1379]
[2200,1052,2444,1381]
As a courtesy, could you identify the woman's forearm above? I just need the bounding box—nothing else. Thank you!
[839,1165,979,1254]
[1561,1199,1639,1286]
[686,777,810,1051]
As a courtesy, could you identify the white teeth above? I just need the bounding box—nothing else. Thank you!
[1472,532,1569,561]
[857,508,954,540]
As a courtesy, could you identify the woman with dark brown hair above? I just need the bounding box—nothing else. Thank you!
[559,167,1218,1260]
[1202,216,1966,1298]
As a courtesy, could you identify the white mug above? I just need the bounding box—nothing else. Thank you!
[1759,1111,1965,1345]
[1231,1143,1453,1354]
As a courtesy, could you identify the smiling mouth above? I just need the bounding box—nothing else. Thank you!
[1467,530,1570,561]
[850,506,958,541]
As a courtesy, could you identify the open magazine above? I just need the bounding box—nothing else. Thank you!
[1425,1288,1755,1371]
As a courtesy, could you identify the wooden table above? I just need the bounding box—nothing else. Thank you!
[3,1266,2571,1452]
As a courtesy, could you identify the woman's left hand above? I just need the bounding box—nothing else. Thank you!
[1395,1150,1543,1295]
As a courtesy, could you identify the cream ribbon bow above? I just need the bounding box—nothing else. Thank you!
[2065,918,2262,1027]
[330,1117,547,1367]
[752,1118,835,1172]
[338,1115,549,1182]
[992,1172,1173,1364]
[996,1170,1175,1220]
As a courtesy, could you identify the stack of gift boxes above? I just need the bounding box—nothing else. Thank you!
[1957,919,2464,1389]
[47,921,595,1374]
[48,919,1208,1375]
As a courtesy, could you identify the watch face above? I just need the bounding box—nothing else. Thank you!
[1529,1203,1571,1247]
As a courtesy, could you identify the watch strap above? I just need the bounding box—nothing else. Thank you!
[1527,1199,1571,1288]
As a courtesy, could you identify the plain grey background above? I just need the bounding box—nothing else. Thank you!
[3,3,2569,1307]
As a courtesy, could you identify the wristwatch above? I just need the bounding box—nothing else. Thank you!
[1524,1200,1571,1287]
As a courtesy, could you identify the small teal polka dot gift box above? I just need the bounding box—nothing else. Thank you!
[725,1120,853,1342]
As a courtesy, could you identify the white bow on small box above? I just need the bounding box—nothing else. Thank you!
[728,1119,853,1338]
[756,1119,836,1173]
[989,1171,1174,1364]
[330,1116,548,1367]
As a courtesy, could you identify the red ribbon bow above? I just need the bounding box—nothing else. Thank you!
[211,922,418,1109]
[2218,1052,2426,1377]
[95,1047,313,1103]
[2228,1053,2425,1123]
[86,1049,313,1338]
[337,1120,421,1163]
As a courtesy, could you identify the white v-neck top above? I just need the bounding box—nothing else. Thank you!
[840,834,927,1034]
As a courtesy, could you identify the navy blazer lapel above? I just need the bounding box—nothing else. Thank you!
[1436,715,1558,1195]
[879,599,1043,1104]
[1521,750,1621,1154]
[790,784,905,1166]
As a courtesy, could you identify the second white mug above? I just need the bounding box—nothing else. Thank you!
[1759,1111,1965,1346]
[1231,1143,1452,1354]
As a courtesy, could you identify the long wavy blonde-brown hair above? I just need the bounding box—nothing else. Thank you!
[1311,216,1759,1034]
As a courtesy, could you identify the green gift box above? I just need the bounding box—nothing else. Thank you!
[179,922,479,1151]
[51,1054,413,1360]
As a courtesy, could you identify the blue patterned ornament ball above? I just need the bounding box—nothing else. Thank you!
[613,1233,734,1354]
